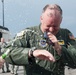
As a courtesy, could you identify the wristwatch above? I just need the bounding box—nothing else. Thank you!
[29,47,37,58]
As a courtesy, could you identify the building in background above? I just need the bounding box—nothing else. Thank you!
[0,25,11,42]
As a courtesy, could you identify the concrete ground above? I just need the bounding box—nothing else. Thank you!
[0,64,24,75]
[65,66,76,75]
[0,64,76,75]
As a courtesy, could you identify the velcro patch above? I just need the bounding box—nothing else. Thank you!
[58,40,65,45]
[69,33,75,40]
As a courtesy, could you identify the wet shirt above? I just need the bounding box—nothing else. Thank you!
[4,24,76,75]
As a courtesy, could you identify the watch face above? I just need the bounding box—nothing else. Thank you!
[30,47,36,58]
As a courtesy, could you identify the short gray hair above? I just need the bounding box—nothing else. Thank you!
[42,4,62,15]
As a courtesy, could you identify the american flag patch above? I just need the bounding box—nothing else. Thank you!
[69,33,75,40]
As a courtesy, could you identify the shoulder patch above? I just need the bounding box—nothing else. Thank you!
[69,33,75,40]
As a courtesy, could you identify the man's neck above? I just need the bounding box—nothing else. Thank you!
[40,24,45,33]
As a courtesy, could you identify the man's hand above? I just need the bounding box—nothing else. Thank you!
[47,32,62,55]
[29,49,55,62]
[0,56,5,69]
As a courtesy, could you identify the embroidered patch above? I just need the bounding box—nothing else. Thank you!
[69,33,75,40]
[39,39,47,47]
[58,40,65,45]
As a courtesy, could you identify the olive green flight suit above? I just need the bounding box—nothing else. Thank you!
[4,25,76,75]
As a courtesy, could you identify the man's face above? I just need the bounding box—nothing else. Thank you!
[41,7,62,35]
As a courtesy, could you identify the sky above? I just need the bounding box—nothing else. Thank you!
[0,0,76,38]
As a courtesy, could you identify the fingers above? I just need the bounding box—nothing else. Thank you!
[48,56,55,62]
[41,51,55,62]
[47,32,52,36]
[33,50,55,62]
[47,32,54,40]
[46,51,55,62]
[0,56,5,69]
[0,62,4,69]
[47,32,58,43]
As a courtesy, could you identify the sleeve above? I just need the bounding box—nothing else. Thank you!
[4,29,31,66]
[67,30,76,48]
[61,29,76,68]
[61,46,76,68]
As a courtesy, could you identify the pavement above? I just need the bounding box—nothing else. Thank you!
[65,66,76,75]
[0,64,76,75]
[0,64,24,75]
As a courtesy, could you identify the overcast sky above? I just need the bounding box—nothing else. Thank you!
[0,0,76,38]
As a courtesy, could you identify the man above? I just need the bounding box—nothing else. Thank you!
[10,64,19,75]
[0,38,10,73]
[0,4,76,75]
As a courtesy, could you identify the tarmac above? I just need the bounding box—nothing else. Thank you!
[0,64,24,75]
[0,64,76,75]
[65,66,76,75]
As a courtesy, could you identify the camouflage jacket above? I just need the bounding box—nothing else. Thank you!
[4,25,76,75]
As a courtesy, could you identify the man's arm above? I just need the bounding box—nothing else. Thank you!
[62,30,76,68]
[0,30,31,66]
[1,29,55,66]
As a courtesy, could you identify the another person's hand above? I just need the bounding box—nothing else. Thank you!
[29,49,55,62]
[0,56,5,69]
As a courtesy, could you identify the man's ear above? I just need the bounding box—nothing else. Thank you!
[60,16,63,23]
[40,16,43,23]
[40,16,43,20]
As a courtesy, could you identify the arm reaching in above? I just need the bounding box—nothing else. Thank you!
[0,56,5,69]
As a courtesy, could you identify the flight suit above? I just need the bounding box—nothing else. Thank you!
[4,24,76,75]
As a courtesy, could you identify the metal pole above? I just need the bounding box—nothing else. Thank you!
[1,0,4,27]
